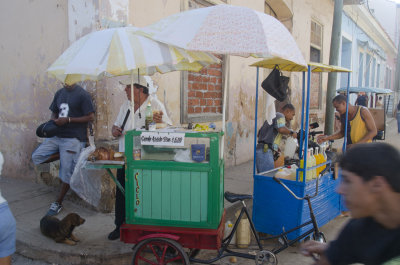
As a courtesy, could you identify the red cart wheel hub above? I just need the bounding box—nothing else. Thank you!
[132,238,189,265]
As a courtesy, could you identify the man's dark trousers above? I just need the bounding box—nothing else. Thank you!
[115,168,125,228]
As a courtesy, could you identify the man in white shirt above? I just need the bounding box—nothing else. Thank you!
[108,75,172,240]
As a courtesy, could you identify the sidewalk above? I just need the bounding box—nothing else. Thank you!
[1,161,254,265]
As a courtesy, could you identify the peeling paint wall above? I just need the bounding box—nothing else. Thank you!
[0,0,69,178]
[288,0,334,129]
[99,0,129,26]
[68,0,100,43]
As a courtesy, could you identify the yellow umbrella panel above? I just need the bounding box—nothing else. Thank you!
[250,58,351,73]
[47,27,220,85]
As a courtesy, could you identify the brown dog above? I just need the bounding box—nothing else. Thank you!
[40,213,85,245]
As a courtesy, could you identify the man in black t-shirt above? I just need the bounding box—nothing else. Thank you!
[301,143,400,265]
[32,84,95,216]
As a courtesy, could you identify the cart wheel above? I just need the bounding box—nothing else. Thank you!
[313,232,326,243]
[131,237,190,265]
[255,250,278,265]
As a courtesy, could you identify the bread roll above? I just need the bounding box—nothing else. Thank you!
[113,152,124,161]
[97,147,110,160]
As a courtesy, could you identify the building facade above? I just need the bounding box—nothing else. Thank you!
[0,0,336,182]
[339,3,397,111]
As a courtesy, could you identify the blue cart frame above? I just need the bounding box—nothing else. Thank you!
[251,62,351,239]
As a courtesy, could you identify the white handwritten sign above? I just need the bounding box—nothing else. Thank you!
[140,132,185,146]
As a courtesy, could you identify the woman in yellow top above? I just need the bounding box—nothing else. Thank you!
[317,95,377,147]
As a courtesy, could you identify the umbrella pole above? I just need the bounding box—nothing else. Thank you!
[221,63,228,160]
[131,70,135,130]
[302,66,312,183]
[252,67,260,176]
[342,72,351,153]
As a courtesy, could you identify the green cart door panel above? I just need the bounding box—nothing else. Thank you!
[170,171,181,220]
[161,170,172,220]
[128,169,209,225]
[125,130,224,229]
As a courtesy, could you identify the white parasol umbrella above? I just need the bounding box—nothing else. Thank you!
[138,5,306,66]
[138,5,306,158]
[47,26,220,85]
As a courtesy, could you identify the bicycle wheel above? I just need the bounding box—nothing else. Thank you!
[313,232,326,243]
[255,250,278,265]
[131,237,190,265]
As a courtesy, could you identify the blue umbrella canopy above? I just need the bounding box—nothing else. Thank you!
[337,87,392,94]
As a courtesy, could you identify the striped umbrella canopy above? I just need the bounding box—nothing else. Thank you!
[138,5,306,66]
[47,27,220,85]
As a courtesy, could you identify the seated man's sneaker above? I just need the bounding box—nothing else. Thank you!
[46,202,63,216]
[108,227,120,240]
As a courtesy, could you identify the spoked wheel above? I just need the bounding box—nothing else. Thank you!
[313,232,326,243]
[255,250,278,265]
[131,238,190,265]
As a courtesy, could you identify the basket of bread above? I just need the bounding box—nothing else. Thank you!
[88,147,124,162]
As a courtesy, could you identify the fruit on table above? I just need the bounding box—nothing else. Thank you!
[193,123,209,131]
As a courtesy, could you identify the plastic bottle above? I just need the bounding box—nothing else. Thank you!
[320,145,327,174]
[314,147,322,176]
[224,221,236,244]
[317,147,325,176]
[236,218,250,248]
[284,137,298,159]
[299,150,305,182]
[289,164,298,180]
[145,102,153,130]
[309,149,317,179]
[299,149,312,182]
[275,168,291,179]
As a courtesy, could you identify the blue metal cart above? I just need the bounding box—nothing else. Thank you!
[250,60,351,239]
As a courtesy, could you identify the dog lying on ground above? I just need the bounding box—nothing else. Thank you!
[40,213,85,245]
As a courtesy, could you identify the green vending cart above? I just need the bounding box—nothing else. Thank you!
[124,129,224,229]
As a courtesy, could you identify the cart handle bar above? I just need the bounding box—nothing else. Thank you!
[273,164,331,200]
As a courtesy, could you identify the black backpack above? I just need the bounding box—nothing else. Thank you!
[257,117,278,145]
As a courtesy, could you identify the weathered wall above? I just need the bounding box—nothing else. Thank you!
[0,0,69,178]
[289,0,335,128]
[0,0,336,179]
